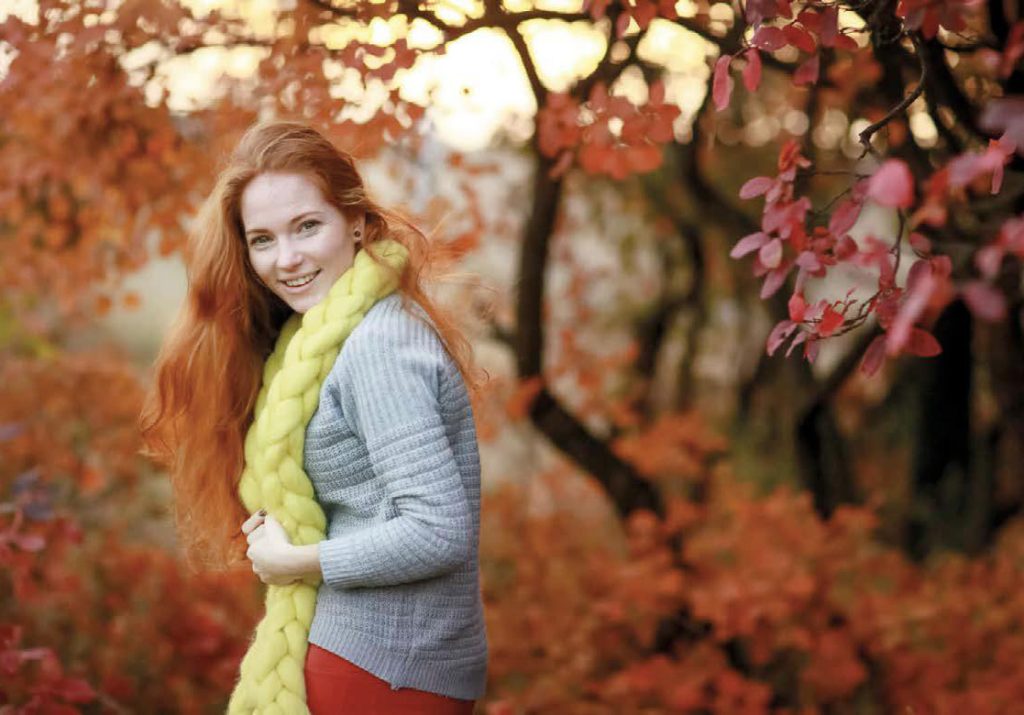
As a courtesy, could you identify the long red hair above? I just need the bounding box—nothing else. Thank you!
[140,120,483,571]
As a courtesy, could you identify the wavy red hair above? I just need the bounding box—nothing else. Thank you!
[140,120,483,571]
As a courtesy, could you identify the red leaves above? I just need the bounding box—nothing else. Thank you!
[538,82,680,180]
[866,159,915,208]
[586,0,678,34]
[896,0,973,38]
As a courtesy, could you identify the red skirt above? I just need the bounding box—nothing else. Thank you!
[304,643,476,714]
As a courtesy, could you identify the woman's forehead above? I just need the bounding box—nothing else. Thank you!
[241,172,331,228]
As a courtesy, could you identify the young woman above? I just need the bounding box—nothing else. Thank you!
[141,121,488,713]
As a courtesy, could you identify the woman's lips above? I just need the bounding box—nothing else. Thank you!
[279,270,321,292]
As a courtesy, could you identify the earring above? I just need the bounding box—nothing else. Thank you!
[354,229,362,241]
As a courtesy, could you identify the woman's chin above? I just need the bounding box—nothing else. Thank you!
[280,290,325,315]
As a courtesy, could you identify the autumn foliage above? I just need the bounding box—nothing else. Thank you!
[4,0,1024,712]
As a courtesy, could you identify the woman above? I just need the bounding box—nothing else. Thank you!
[141,121,488,714]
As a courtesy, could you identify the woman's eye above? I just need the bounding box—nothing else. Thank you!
[250,235,270,247]
[300,219,320,232]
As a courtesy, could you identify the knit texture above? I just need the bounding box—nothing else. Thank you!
[227,240,408,714]
[303,292,488,700]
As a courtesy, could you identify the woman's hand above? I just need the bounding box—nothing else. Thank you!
[241,510,301,586]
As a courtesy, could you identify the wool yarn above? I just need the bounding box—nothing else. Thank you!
[226,240,408,714]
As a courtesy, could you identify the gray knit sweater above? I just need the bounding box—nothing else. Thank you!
[303,293,488,701]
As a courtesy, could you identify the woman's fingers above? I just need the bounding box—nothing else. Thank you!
[240,509,267,535]
[246,523,265,545]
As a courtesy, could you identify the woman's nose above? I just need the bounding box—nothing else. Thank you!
[276,240,302,269]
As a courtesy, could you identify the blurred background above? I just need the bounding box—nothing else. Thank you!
[3,0,1024,712]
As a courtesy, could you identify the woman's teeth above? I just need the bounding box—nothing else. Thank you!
[283,271,318,288]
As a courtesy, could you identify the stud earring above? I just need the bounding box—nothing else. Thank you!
[354,229,362,241]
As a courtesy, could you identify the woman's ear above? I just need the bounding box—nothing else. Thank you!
[353,211,366,244]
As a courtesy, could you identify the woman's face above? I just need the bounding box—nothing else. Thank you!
[241,171,364,314]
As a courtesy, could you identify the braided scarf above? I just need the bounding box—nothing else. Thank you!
[226,240,409,714]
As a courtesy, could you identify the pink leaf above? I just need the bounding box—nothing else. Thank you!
[786,329,808,357]
[761,265,790,298]
[975,244,1004,278]
[961,281,1007,321]
[739,175,774,199]
[767,319,798,355]
[866,159,915,208]
[759,237,783,268]
[743,48,762,92]
[713,54,733,111]
[730,231,769,258]
[828,198,862,237]
[860,334,887,376]
[886,271,936,355]
[794,54,820,85]
[14,533,45,552]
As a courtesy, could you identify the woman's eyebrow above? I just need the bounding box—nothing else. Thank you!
[245,210,324,236]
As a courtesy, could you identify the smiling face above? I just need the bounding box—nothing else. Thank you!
[241,171,364,314]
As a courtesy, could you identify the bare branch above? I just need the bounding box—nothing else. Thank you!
[859,32,926,156]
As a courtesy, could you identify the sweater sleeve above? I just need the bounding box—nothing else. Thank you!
[317,304,472,589]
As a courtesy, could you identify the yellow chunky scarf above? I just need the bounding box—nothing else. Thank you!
[227,240,408,714]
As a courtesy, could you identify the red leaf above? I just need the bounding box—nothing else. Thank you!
[797,9,821,31]
[908,232,932,255]
[817,305,844,337]
[632,0,658,29]
[906,328,942,357]
[751,26,788,51]
[819,5,839,47]
[649,78,666,104]
[834,235,858,260]
[712,54,733,111]
[739,176,774,199]
[783,24,817,53]
[615,10,631,37]
[743,48,762,92]
[834,33,859,51]
[866,159,915,208]
[788,292,807,321]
